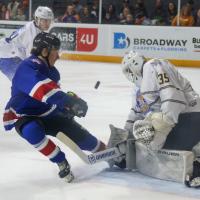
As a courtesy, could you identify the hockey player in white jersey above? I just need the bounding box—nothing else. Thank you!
[109,50,200,188]
[0,6,54,80]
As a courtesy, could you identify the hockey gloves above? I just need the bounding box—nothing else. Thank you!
[133,113,174,151]
[133,120,154,145]
[65,91,88,118]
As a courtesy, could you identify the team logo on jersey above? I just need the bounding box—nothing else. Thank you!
[135,89,150,114]
[113,32,130,49]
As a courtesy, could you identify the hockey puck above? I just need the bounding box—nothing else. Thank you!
[94,81,100,89]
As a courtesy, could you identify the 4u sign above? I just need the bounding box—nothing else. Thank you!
[77,28,98,51]
[50,27,98,52]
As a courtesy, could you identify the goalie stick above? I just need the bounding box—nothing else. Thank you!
[56,132,122,164]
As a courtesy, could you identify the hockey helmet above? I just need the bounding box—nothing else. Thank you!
[31,32,60,56]
[34,6,54,30]
[121,50,145,84]
[34,6,54,20]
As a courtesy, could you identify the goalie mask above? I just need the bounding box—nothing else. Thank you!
[121,51,145,86]
[34,6,54,31]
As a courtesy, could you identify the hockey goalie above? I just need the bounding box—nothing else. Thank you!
[107,50,200,188]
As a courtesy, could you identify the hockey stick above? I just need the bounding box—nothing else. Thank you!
[56,132,122,164]
[56,129,193,182]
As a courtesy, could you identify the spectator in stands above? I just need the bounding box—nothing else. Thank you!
[150,0,166,25]
[22,0,28,8]
[79,5,95,23]
[0,3,10,20]
[61,4,80,23]
[194,8,200,26]
[72,0,82,14]
[119,7,131,24]
[102,3,117,24]
[14,6,26,21]
[52,0,66,19]
[7,0,20,20]
[122,0,130,8]
[172,4,194,26]
[134,0,148,19]
[166,1,177,25]
[89,0,100,23]
[21,0,29,20]
[124,13,134,25]
[135,11,151,25]
[120,0,134,15]
[186,0,195,16]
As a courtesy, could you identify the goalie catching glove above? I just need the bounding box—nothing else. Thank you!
[133,112,174,151]
[132,120,154,145]
[65,91,88,118]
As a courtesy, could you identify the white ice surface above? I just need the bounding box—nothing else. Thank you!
[0,60,200,200]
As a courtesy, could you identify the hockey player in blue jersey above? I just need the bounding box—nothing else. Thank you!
[0,6,54,80]
[3,32,106,183]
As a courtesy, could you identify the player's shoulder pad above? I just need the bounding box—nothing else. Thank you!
[20,56,43,71]
[146,58,168,73]
[143,59,158,73]
[31,58,42,65]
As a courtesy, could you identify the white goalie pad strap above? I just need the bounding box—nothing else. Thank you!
[135,142,194,183]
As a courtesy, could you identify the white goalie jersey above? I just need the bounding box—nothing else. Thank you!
[0,21,41,59]
[125,58,200,130]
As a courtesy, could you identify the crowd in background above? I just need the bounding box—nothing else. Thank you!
[0,0,28,20]
[1,0,200,26]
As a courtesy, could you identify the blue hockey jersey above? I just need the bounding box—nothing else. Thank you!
[3,55,72,130]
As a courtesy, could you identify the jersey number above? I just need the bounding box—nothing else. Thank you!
[158,73,169,85]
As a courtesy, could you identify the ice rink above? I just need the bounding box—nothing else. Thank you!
[0,60,200,200]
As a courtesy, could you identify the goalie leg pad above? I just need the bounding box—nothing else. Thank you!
[107,124,129,148]
[108,139,136,170]
[126,138,136,170]
[107,124,128,168]
[107,124,136,169]
[135,142,194,183]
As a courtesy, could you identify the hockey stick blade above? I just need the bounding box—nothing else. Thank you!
[56,132,122,165]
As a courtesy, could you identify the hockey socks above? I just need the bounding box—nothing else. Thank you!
[21,120,66,163]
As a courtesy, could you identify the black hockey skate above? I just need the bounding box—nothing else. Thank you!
[57,160,74,183]
[113,158,127,169]
[185,160,200,188]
